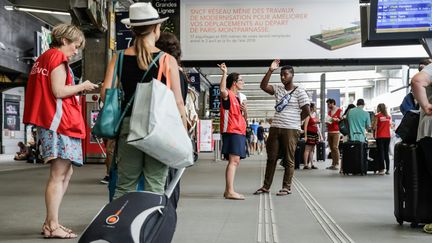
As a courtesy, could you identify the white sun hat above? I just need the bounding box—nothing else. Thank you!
[121,2,169,27]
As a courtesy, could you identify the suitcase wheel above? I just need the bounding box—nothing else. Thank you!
[396,218,403,226]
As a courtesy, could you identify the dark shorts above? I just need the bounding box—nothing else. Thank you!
[222,133,246,160]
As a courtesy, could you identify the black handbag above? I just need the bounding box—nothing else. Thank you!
[395,110,420,144]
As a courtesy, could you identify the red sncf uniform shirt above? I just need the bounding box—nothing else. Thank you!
[327,108,342,132]
[220,90,246,135]
[23,48,86,139]
[375,113,391,138]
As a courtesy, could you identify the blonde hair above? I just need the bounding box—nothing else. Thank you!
[132,25,158,70]
[50,24,85,49]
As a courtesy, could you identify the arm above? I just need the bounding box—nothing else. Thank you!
[51,64,97,99]
[303,116,310,140]
[260,60,279,95]
[166,55,188,129]
[217,63,229,100]
[412,71,432,115]
[241,102,248,121]
[300,104,311,121]
[100,54,118,102]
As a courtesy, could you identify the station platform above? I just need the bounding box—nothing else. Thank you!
[0,153,430,243]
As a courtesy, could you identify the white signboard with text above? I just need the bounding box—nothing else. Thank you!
[180,0,427,60]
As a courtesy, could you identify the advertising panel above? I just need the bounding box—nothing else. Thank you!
[180,0,427,60]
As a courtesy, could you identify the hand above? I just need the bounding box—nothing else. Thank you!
[81,80,99,92]
[422,103,432,115]
[217,63,228,74]
[240,102,247,113]
[269,59,280,72]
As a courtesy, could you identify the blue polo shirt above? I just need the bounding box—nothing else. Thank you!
[347,107,371,142]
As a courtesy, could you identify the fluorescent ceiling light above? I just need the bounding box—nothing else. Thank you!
[4,5,70,16]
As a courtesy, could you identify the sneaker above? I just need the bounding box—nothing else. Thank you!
[311,165,318,169]
[385,170,390,175]
[100,176,109,184]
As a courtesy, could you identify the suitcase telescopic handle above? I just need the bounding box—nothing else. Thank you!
[165,167,185,198]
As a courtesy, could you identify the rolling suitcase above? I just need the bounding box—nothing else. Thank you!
[367,147,381,173]
[316,141,325,161]
[294,139,305,169]
[341,141,367,175]
[394,142,432,227]
[79,168,185,243]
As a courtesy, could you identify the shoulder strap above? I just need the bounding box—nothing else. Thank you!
[157,53,171,89]
[289,86,298,95]
[139,51,164,83]
[111,50,124,89]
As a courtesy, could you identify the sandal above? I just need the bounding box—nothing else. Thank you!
[253,187,269,195]
[224,193,245,200]
[276,188,292,196]
[44,225,77,239]
[303,165,310,170]
[41,223,73,235]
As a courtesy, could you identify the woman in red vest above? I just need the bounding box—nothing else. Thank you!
[23,24,97,239]
[372,103,392,175]
[218,63,247,200]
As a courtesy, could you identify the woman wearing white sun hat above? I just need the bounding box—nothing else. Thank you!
[100,2,187,199]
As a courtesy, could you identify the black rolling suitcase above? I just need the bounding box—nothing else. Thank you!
[341,141,367,175]
[394,142,432,227]
[294,139,305,169]
[316,141,325,161]
[79,168,185,243]
[367,147,381,173]
[279,139,304,169]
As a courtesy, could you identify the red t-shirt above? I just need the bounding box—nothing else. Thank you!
[23,48,86,139]
[327,108,342,132]
[375,113,391,138]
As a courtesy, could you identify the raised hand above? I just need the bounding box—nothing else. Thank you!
[270,59,280,72]
[217,63,228,74]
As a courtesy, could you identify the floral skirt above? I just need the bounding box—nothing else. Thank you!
[37,127,83,166]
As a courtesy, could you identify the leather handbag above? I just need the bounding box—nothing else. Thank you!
[127,54,194,169]
[92,51,125,139]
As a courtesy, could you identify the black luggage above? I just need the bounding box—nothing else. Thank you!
[279,139,304,169]
[394,142,432,227]
[79,169,184,243]
[316,141,325,161]
[367,147,381,173]
[341,141,367,175]
[294,139,305,169]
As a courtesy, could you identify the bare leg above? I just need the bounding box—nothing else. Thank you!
[224,154,244,199]
[44,159,77,238]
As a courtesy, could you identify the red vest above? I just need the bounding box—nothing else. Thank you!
[327,108,342,132]
[23,48,86,139]
[220,90,246,135]
[375,113,391,138]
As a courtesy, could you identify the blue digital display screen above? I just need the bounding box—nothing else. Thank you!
[376,0,432,33]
